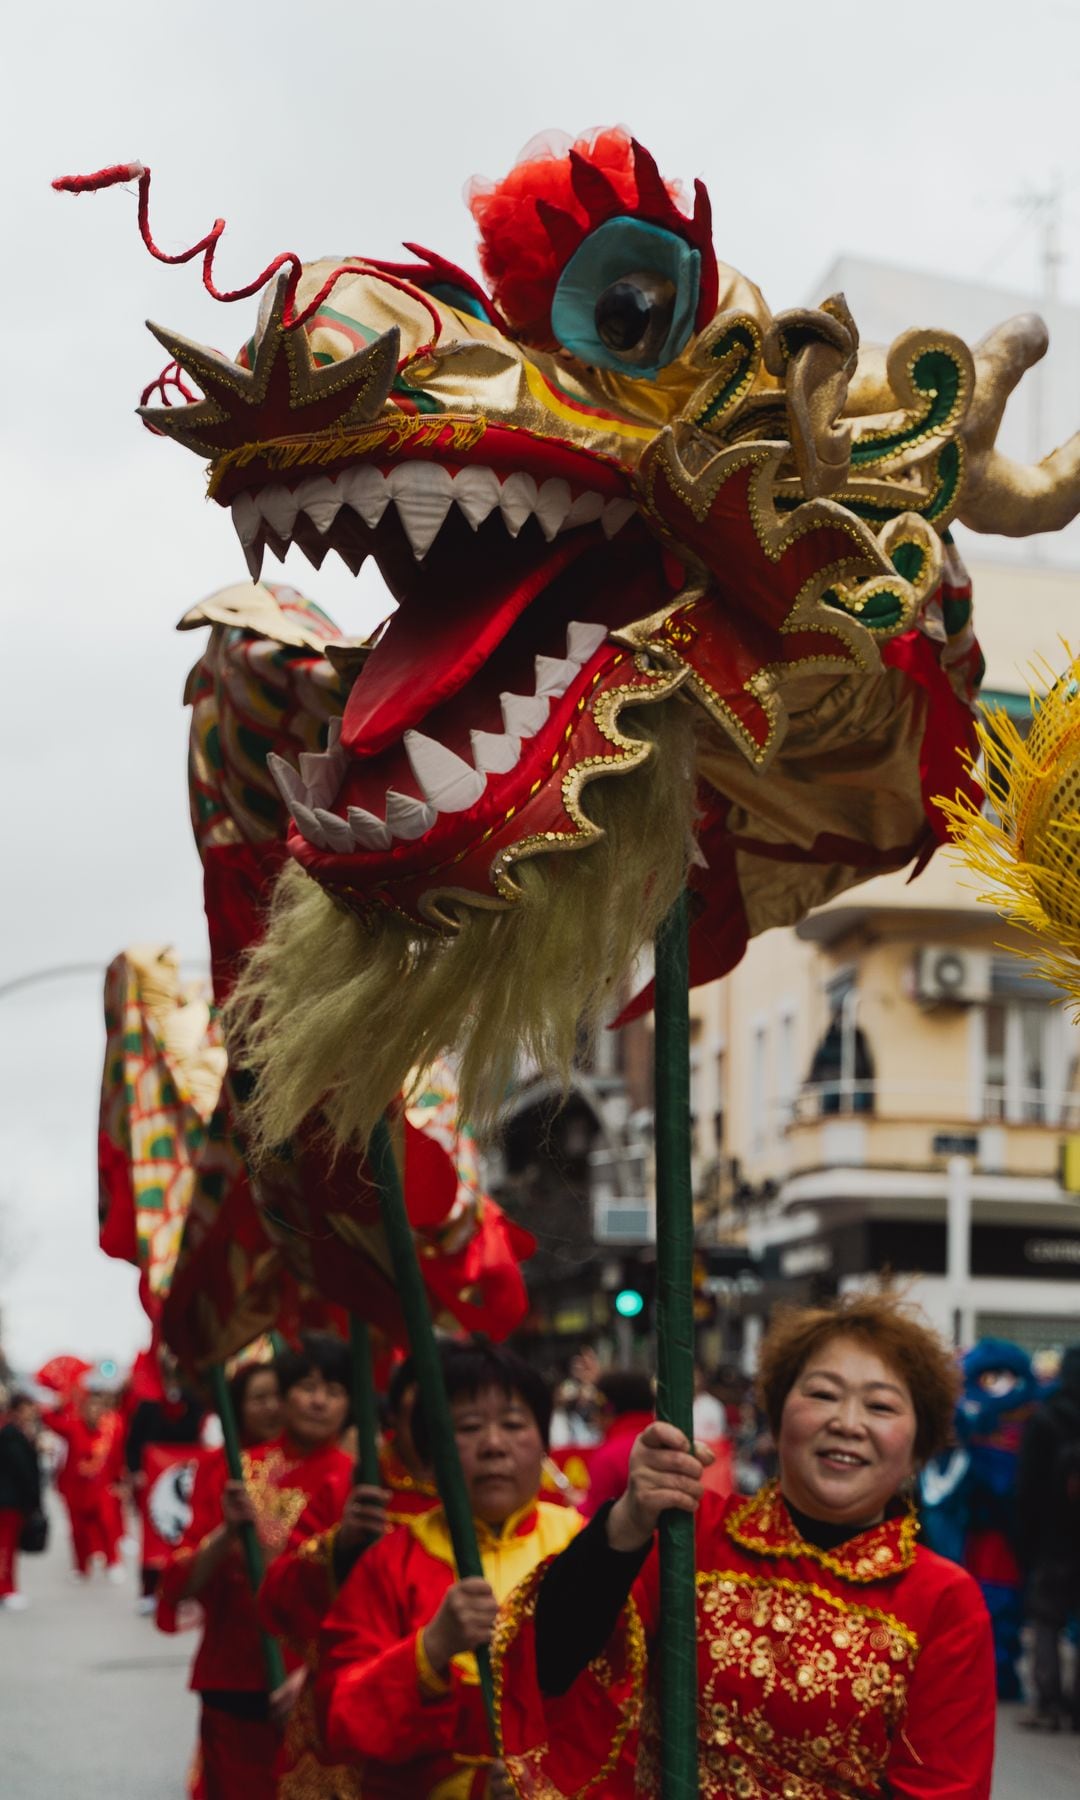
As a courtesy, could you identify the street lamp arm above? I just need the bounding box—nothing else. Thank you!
[0,963,106,1002]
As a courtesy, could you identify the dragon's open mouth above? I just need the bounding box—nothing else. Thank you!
[243,454,671,897]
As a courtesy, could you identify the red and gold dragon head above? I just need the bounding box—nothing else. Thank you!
[60,130,1080,1147]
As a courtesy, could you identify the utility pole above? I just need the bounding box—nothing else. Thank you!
[1024,180,1064,468]
[946,1155,974,1348]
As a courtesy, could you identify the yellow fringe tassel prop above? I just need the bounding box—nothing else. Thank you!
[937,650,1080,1011]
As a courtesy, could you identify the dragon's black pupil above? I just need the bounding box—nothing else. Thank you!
[595,281,652,352]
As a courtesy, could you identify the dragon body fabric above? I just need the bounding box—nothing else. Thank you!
[63,127,1080,1159]
[95,584,535,1370]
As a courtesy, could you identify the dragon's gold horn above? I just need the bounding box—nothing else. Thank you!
[958,314,1080,536]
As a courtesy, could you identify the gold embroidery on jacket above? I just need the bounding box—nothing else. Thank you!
[634,1571,918,1799]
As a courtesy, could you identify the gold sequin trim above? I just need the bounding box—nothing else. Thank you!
[491,1560,645,1800]
[726,1482,918,1584]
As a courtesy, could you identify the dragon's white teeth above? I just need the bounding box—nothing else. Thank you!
[498,472,539,537]
[563,491,605,529]
[294,476,343,536]
[231,492,261,547]
[500,690,549,739]
[387,465,456,560]
[258,486,301,539]
[312,807,356,853]
[452,466,501,529]
[234,464,631,561]
[243,539,265,581]
[534,654,579,700]
[567,620,609,664]
[266,753,304,811]
[291,802,330,850]
[601,497,637,539]
[298,748,344,809]
[404,729,487,812]
[347,806,393,851]
[384,789,438,840]
[470,728,521,775]
[339,465,390,529]
[534,478,573,542]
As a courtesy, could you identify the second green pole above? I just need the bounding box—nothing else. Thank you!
[653,891,699,1798]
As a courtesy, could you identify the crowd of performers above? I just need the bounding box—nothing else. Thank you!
[152,1300,1007,1799]
[3,1303,1080,1794]
[152,1307,1071,1796]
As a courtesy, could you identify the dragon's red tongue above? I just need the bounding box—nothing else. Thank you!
[342,533,592,757]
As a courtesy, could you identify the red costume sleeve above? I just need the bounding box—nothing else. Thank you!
[258,1465,351,1646]
[883,1568,995,1800]
[494,1557,645,1798]
[318,1530,472,1766]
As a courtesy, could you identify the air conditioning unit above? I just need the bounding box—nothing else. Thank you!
[593,1197,656,1245]
[915,946,991,1005]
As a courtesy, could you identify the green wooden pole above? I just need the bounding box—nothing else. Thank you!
[349,1314,382,1489]
[653,892,699,1798]
[210,1363,286,1690]
[368,1115,497,1741]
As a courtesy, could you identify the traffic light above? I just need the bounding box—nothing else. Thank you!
[614,1287,645,1320]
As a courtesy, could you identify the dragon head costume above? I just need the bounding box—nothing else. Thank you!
[60,128,1080,1148]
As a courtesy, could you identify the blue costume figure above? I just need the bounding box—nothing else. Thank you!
[920,1337,1037,1700]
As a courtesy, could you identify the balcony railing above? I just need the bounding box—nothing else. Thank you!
[789,1079,1080,1129]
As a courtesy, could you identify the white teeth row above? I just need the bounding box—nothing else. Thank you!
[231,465,637,571]
[266,621,609,853]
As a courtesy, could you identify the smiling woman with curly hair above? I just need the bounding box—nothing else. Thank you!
[494,1290,995,1800]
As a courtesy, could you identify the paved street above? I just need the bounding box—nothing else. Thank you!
[1,1502,1078,1797]
[1,1501,197,1800]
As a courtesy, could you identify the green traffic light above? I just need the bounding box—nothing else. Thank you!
[614,1288,645,1319]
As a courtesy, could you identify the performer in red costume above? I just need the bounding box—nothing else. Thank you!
[318,1342,582,1800]
[159,1337,350,1800]
[578,1370,654,1521]
[259,1356,438,1798]
[496,1294,996,1800]
[51,1384,125,1579]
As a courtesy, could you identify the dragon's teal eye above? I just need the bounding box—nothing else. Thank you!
[595,272,675,356]
[550,216,700,378]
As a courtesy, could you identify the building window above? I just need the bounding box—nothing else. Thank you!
[776,1010,797,1121]
[714,1050,726,1151]
[750,1025,768,1155]
[980,999,1062,1124]
[980,957,1069,1125]
[805,985,874,1116]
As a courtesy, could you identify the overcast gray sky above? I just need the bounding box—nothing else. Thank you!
[3,0,1080,1372]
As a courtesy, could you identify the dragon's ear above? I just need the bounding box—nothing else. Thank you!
[549,216,700,378]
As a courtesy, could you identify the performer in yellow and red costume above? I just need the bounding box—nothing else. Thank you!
[316,1342,581,1800]
[495,1293,995,1800]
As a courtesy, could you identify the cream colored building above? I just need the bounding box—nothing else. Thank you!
[693,557,1080,1360]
